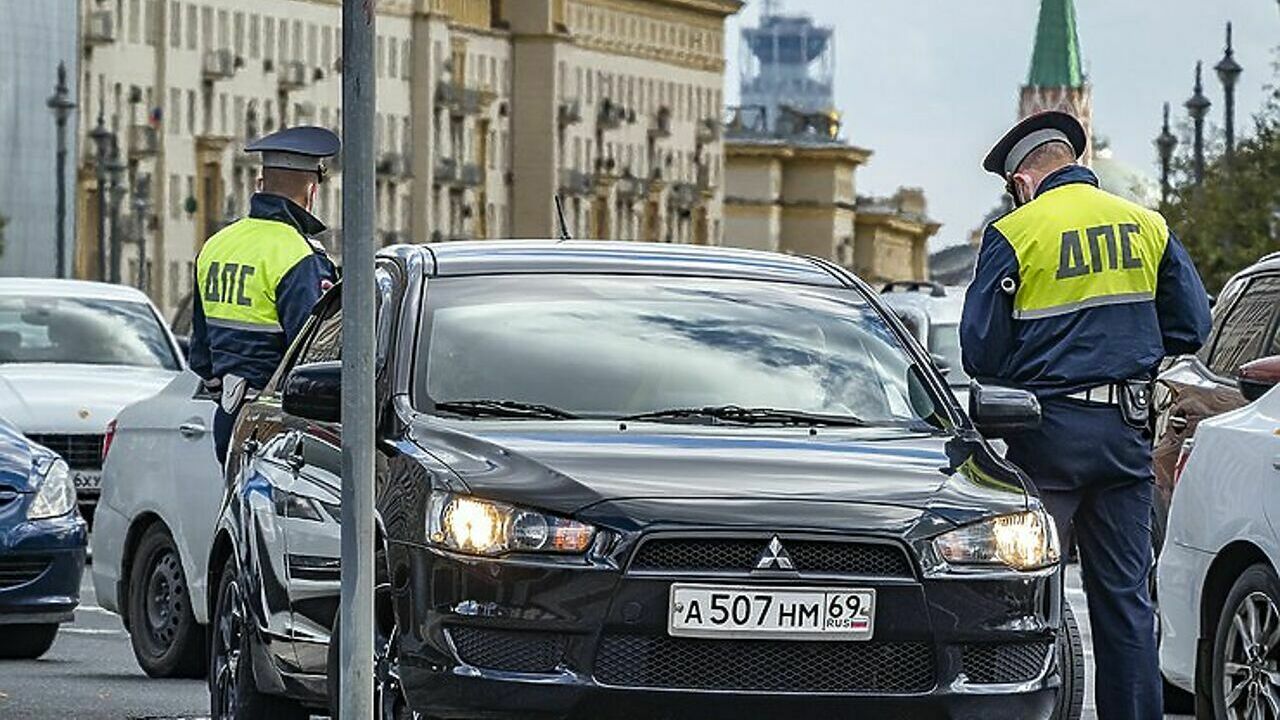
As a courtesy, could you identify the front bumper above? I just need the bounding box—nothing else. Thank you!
[0,512,87,624]
[393,537,1064,720]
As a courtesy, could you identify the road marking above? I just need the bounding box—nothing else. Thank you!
[61,627,127,636]
[76,605,117,616]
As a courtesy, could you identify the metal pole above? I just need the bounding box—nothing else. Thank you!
[107,144,126,285]
[340,0,376,718]
[47,62,75,279]
[92,107,110,281]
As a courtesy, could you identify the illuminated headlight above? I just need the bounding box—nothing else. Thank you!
[933,510,1060,571]
[426,491,595,557]
[27,460,77,521]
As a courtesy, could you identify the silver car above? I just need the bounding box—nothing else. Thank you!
[879,282,970,408]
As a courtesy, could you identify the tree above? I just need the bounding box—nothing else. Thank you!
[1163,101,1280,292]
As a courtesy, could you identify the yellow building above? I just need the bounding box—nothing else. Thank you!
[74,0,741,315]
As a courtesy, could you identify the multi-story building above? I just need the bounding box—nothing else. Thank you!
[723,3,939,283]
[73,0,741,316]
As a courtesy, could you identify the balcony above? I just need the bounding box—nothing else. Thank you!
[376,152,410,180]
[558,99,583,128]
[202,49,236,82]
[616,174,648,204]
[670,182,701,212]
[649,107,673,139]
[436,83,495,117]
[597,99,631,131]
[279,61,308,92]
[697,118,722,145]
[128,125,159,160]
[434,156,459,185]
[459,163,485,187]
[85,10,116,46]
[558,169,593,197]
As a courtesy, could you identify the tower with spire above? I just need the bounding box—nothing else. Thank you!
[1020,0,1093,162]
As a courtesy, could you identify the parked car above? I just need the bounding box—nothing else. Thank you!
[1156,355,1280,717]
[208,242,1082,720]
[0,414,88,659]
[0,280,185,524]
[879,281,971,408]
[1151,251,1280,556]
[90,370,220,678]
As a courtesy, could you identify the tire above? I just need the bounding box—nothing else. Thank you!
[127,525,205,678]
[1210,563,1280,718]
[208,556,308,720]
[0,624,58,659]
[1052,602,1085,720]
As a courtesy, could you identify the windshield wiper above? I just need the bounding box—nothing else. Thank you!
[432,399,579,420]
[617,405,867,427]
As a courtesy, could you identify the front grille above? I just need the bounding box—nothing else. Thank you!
[594,635,935,693]
[960,642,1052,684]
[26,434,104,470]
[0,556,51,589]
[448,626,568,673]
[630,537,914,578]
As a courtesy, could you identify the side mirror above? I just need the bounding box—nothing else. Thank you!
[1239,355,1280,403]
[969,382,1041,437]
[282,361,342,423]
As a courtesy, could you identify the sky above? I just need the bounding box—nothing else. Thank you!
[724,0,1280,248]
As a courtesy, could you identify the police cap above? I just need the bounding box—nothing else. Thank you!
[982,111,1087,178]
[245,125,341,177]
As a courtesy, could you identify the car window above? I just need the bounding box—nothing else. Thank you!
[1207,274,1280,378]
[416,274,934,426]
[0,296,178,370]
[298,305,342,365]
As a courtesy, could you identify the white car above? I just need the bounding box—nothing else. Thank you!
[1157,357,1280,716]
[90,369,221,678]
[879,282,971,408]
[0,279,184,523]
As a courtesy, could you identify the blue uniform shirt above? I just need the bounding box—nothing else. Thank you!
[189,193,336,389]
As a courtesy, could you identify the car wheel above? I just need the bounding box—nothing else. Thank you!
[208,556,308,720]
[128,524,205,678]
[329,545,420,720]
[1211,563,1280,718]
[0,624,59,659]
[1052,602,1085,720]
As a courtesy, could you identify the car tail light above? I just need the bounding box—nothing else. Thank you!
[1172,438,1195,488]
[102,419,118,463]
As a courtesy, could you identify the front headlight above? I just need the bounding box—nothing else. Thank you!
[933,510,1059,571]
[27,460,77,521]
[426,491,595,557]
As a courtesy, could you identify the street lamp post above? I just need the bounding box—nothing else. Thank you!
[1215,22,1243,158]
[106,141,127,285]
[46,62,75,279]
[132,174,151,292]
[1156,102,1178,205]
[1185,61,1212,184]
[88,106,115,282]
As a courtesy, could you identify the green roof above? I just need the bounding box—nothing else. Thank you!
[1028,0,1084,88]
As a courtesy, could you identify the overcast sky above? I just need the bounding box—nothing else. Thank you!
[724,0,1280,248]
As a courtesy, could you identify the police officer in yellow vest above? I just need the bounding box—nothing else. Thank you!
[961,112,1211,719]
[189,126,340,464]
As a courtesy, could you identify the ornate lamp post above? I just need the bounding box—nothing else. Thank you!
[1215,22,1243,158]
[132,174,151,292]
[46,62,75,279]
[1156,102,1178,205]
[88,105,115,281]
[1185,61,1212,184]
[105,141,127,284]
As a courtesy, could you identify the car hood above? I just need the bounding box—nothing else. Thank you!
[0,364,178,433]
[409,420,1030,528]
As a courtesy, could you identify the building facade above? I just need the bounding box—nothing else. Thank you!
[74,0,740,315]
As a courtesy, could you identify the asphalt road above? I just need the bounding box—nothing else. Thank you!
[0,566,1193,719]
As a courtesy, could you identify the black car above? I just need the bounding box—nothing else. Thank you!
[206,241,1081,720]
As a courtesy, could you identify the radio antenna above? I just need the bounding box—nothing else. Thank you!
[554,194,572,242]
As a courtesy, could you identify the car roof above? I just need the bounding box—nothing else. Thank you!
[391,240,845,287]
[878,284,967,325]
[0,278,156,303]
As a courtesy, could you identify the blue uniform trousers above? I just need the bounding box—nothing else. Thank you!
[1005,399,1162,720]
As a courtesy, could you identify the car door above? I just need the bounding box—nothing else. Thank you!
[1154,272,1280,540]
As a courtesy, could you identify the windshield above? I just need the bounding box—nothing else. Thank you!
[416,274,935,426]
[929,323,970,388]
[0,296,179,370]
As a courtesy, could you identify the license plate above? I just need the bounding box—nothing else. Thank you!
[668,584,875,641]
[72,470,102,492]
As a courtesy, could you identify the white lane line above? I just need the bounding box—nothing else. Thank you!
[61,627,127,636]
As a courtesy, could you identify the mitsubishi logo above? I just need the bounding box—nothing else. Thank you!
[755,536,794,571]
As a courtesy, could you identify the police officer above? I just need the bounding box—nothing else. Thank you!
[189,126,341,465]
[961,111,1211,720]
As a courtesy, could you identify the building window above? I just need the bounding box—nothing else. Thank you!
[278,20,288,65]
[401,40,410,80]
[308,23,318,68]
[169,89,181,135]
[387,37,398,79]
[169,174,180,219]
[186,90,195,134]
[264,17,275,61]
[167,261,180,307]
[322,26,332,70]
[292,21,302,63]
[169,1,180,48]
[186,3,196,49]
[234,12,244,56]
[249,14,260,58]
[128,0,140,43]
[200,6,212,50]
[376,36,385,78]
[217,9,228,50]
